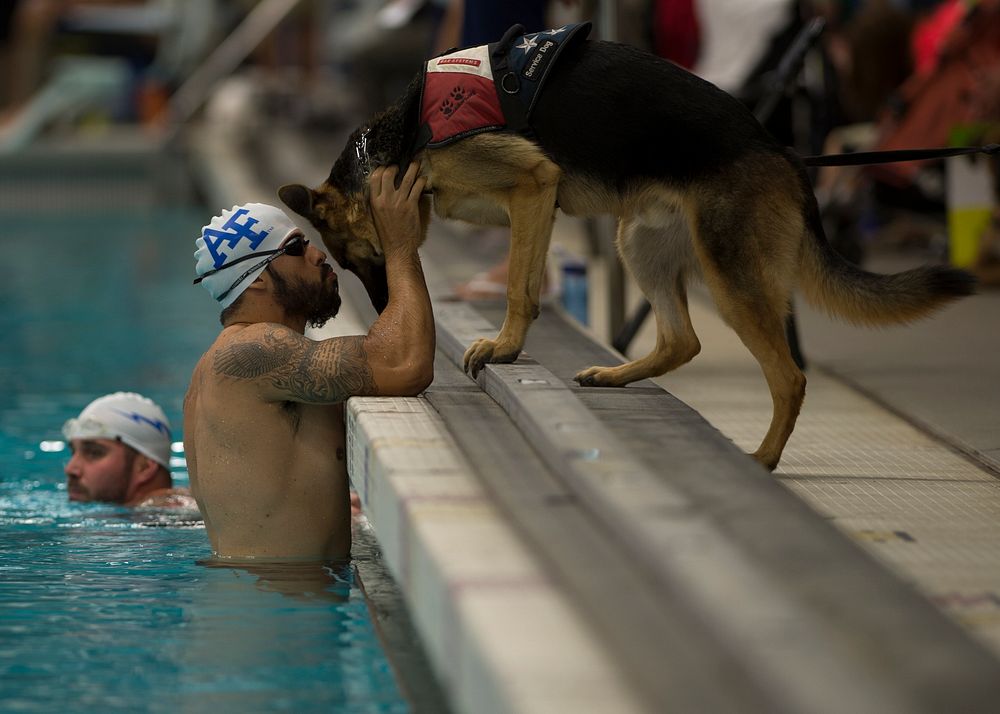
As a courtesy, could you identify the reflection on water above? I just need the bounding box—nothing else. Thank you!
[198,557,354,602]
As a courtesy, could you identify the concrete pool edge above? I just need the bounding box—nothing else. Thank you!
[347,397,648,714]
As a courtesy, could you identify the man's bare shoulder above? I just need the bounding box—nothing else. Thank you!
[208,323,375,404]
[209,323,301,381]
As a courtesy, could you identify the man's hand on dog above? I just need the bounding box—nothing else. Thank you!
[369,163,426,259]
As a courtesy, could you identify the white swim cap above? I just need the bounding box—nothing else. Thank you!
[194,203,303,308]
[63,392,172,468]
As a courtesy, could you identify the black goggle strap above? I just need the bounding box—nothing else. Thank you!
[193,248,280,285]
[192,235,305,285]
[213,254,279,303]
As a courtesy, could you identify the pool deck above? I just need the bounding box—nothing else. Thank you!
[188,123,1000,713]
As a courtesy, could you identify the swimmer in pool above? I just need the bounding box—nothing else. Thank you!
[184,164,433,562]
[63,391,195,508]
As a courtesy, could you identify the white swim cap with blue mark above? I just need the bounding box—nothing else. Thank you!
[194,203,303,308]
[63,392,173,468]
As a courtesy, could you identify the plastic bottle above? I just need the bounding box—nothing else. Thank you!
[560,256,588,325]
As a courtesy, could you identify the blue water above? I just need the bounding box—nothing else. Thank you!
[0,196,411,712]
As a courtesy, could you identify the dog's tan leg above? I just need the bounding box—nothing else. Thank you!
[715,295,805,471]
[688,177,806,471]
[463,159,561,376]
[576,214,701,386]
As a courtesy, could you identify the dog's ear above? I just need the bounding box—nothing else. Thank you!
[278,184,314,218]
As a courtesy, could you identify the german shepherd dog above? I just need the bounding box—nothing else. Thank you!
[278,30,974,470]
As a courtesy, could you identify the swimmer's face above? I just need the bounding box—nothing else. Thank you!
[64,438,135,503]
[268,236,342,327]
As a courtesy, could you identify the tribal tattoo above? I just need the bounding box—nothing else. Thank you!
[213,325,376,402]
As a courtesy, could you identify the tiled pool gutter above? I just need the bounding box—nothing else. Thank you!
[191,125,1000,714]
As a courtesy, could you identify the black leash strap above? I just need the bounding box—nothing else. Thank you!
[802,143,1000,167]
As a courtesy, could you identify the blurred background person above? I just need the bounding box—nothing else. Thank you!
[63,391,195,509]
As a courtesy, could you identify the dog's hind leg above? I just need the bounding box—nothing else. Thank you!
[688,182,806,471]
[463,159,561,376]
[576,212,701,387]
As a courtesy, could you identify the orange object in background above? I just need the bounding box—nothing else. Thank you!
[136,77,169,129]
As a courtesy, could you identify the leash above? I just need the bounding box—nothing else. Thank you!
[801,143,1000,167]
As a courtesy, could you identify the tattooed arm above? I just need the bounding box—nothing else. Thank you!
[212,324,379,403]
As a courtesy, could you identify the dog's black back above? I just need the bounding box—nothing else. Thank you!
[531,41,782,188]
[330,40,784,197]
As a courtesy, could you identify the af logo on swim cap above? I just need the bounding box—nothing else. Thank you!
[202,208,273,269]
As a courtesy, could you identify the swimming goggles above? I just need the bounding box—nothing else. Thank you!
[62,416,122,443]
[193,234,309,302]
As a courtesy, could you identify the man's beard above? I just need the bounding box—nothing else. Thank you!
[268,267,341,328]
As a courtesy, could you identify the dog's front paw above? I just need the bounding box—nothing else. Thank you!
[574,366,623,388]
[463,338,496,377]
[463,339,521,377]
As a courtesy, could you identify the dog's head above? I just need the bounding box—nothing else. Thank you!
[280,104,432,312]
[278,180,392,312]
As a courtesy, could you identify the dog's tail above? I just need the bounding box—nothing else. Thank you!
[793,159,976,326]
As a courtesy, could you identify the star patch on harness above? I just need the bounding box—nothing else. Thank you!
[418,23,591,149]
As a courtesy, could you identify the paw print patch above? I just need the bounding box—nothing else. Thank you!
[439,86,474,119]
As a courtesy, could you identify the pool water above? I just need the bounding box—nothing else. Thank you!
[0,187,417,712]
